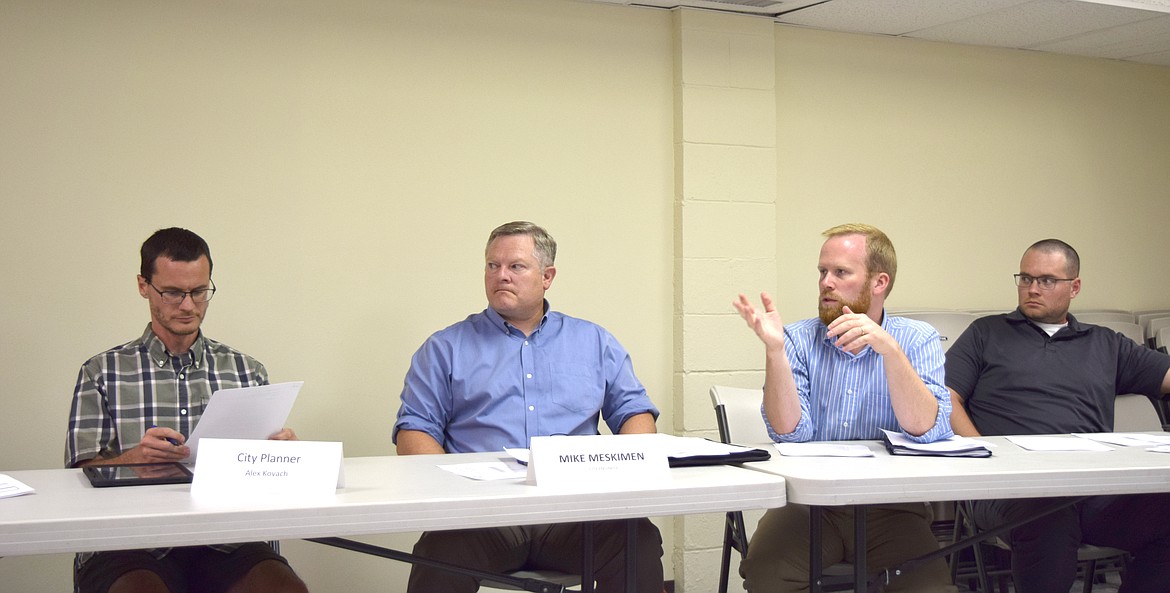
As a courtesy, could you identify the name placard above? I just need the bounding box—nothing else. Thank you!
[526,434,670,489]
[191,438,344,500]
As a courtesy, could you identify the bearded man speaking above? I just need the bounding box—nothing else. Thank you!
[731,223,956,593]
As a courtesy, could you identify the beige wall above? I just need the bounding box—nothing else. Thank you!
[0,0,674,590]
[771,26,1170,322]
[1,1,1169,592]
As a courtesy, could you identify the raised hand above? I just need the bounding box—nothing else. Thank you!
[734,292,786,349]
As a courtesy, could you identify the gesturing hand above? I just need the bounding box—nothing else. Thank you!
[826,306,896,355]
[734,292,786,350]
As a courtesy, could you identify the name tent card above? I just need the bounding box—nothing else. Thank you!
[526,434,670,489]
[191,438,344,500]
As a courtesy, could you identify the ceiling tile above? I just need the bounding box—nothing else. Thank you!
[1127,49,1170,65]
[908,0,1159,48]
[1028,14,1170,57]
[776,0,1032,35]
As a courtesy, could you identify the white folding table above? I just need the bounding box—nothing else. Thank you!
[0,452,787,592]
[743,435,1170,592]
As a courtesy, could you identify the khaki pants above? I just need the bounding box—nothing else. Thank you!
[740,502,956,593]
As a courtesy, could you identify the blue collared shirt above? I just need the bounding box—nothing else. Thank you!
[767,313,953,443]
[393,304,659,454]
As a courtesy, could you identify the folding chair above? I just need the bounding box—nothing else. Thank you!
[1114,393,1164,432]
[897,311,977,353]
[1070,310,1136,324]
[1094,321,1144,345]
[708,385,852,593]
[953,502,1127,593]
[1135,311,1170,335]
[955,394,1159,592]
[1145,317,1170,349]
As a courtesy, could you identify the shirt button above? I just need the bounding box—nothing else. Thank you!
[179,373,185,379]
[526,373,533,379]
[528,406,535,411]
[180,409,188,415]
[842,422,848,427]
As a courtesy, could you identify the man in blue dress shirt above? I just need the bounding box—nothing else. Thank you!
[393,221,664,593]
[733,223,955,593]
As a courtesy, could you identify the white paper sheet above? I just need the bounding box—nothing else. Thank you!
[658,434,759,458]
[438,461,527,481]
[1006,435,1114,452]
[185,381,303,464]
[0,474,35,499]
[1073,432,1170,447]
[773,443,875,457]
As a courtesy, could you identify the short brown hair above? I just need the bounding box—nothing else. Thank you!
[486,221,557,269]
[1026,239,1080,277]
[140,227,212,282]
[822,223,897,296]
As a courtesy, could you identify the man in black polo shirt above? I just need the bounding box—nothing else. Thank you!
[946,238,1170,593]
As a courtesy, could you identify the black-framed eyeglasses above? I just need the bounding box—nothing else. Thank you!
[147,279,216,304]
[1013,274,1075,291]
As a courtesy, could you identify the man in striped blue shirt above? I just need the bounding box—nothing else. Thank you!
[733,223,955,593]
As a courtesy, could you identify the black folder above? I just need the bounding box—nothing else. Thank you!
[668,440,772,467]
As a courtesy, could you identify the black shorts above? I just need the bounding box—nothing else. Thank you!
[75,542,289,593]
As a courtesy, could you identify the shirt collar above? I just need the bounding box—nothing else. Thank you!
[140,323,207,369]
[1006,307,1089,337]
[485,300,551,336]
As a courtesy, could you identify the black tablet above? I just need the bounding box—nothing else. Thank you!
[82,462,194,488]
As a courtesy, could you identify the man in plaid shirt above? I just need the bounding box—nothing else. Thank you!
[66,227,308,593]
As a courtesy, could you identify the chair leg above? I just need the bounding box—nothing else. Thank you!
[958,501,996,593]
[949,510,963,585]
[1081,559,1097,593]
[718,515,733,593]
[719,510,751,593]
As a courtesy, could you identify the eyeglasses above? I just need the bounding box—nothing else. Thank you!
[147,279,216,304]
[1013,274,1075,291]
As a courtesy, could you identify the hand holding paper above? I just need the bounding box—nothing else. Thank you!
[185,381,303,463]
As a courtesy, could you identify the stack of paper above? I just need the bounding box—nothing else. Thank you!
[881,430,993,458]
[0,474,35,499]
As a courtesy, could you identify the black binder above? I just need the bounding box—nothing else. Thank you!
[880,432,992,458]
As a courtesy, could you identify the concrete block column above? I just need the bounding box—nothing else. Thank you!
[670,9,777,593]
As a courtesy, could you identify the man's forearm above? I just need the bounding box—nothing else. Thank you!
[762,345,802,435]
[883,349,942,436]
[947,389,981,437]
[396,429,447,455]
[618,412,658,434]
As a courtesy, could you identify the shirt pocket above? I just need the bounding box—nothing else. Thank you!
[543,362,604,413]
